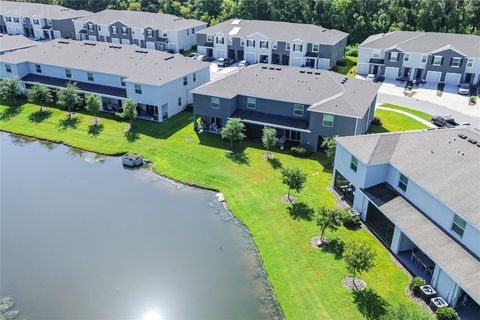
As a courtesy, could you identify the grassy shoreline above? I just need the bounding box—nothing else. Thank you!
[1,102,427,319]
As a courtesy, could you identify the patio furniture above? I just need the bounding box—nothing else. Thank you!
[411,249,435,276]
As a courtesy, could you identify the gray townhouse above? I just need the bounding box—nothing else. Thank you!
[74,9,207,53]
[357,31,480,86]
[0,34,36,54]
[333,128,480,319]
[191,64,379,151]
[196,19,348,70]
[0,0,90,40]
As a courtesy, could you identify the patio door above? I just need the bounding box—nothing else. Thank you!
[366,202,395,246]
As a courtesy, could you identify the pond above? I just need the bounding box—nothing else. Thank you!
[0,133,282,320]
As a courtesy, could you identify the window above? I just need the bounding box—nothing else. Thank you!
[293,104,304,116]
[88,23,94,31]
[216,36,224,44]
[467,58,474,68]
[207,35,213,43]
[187,29,189,35]
[451,215,467,237]
[183,76,188,86]
[5,64,11,73]
[121,27,128,35]
[35,64,42,73]
[47,20,52,26]
[192,28,195,34]
[404,53,410,62]
[246,39,255,47]
[228,37,233,45]
[372,49,380,58]
[65,69,72,78]
[178,97,182,106]
[432,55,443,66]
[286,42,291,51]
[5,17,11,22]
[87,72,94,81]
[421,54,427,63]
[240,38,245,46]
[350,156,358,172]
[293,43,303,52]
[33,19,39,25]
[312,44,320,52]
[146,29,153,37]
[247,97,256,109]
[322,114,334,127]
[121,77,126,86]
[98,25,101,31]
[13,17,19,23]
[398,174,408,191]
[259,40,268,49]
[193,72,196,82]
[112,26,118,34]
[451,57,462,67]
[389,52,398,62]
[134,84,142,94]
[211,97,220,109]
[272,41,277,50]
[162,32,167,37]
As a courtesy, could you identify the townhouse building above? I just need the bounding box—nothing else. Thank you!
[357,31,480,86]
[333,128,480,318]
[0,0,89,40]
[0,34,36,54]
[192,64,379,151]
[0,39,210,122]
[196,19,348,70]
[74,10,207,53]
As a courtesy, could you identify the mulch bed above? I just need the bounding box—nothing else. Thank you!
[281,195,296,204]
[261,152,274,160]
[311,236,329,248]
[342,277,367,291]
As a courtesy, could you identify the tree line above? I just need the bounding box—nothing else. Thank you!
[20,0,480,44]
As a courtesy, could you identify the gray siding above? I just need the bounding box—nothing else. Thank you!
[425,48,467,81]
[109,21,132,42]
[52,18,77,39]
[237,96,309,121]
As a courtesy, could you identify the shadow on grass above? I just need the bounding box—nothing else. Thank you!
[88,123,104,136]
[225,149,250,165]
[352,288,389,320]
[124,129,140,143]
[267,157,282,169]
[287,202,314,221]
[28,110,52,123]
[58,116,80,131]
[0,105,23,121]
[321,238,345,259]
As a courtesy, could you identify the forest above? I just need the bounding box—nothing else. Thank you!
[20,0,480,43]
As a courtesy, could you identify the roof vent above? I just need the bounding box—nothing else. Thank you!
[307,71,313,74]
[458,133,467,139]
[58,40,70,44]
[299,70,305,74]
[269,67,275,70]
[467,138,477,145]
[275,68,281,71]
[109,45,122,49]
[84,42,96,46]
[261,66,267,69]
[135,50,148,54]
[314,72,320,75]
[163,56,174,60]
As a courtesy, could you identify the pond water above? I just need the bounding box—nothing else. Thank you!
[0,133,282,320]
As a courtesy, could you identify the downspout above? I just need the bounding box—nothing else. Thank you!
[354,118,359,135]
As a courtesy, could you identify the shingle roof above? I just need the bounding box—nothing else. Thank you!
[0,34,36,53]
[337,128,480,230]
[360,31,480,57]
[192,64,379,118]
[0,39,209,86]
[0,0,90,20]
[76,9,206,31]
[197,19,348,45]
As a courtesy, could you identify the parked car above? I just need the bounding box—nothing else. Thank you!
[187,52,198,59]
[431,116,458,128]
[458,84,470,95]
[366,74,375,81]
[203,56,216,62]
[216,57,231,67]
[166,49,175,54]
[239,60,250,68]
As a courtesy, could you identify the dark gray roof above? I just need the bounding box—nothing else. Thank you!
[337,128,480,230]
[363,183,480,304]
[360,31,480,57]
[22,74,127,98]
[0,0,90,20]
[0,39,210,86]
[76,9,206,31]
[192,64,379,118]
[198,19,348,45]
[0,34,36,53]
[231,109,309,131]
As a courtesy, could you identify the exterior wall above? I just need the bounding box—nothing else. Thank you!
[306,112,357,148]
[51,18,77,39]
[425,49,466,82]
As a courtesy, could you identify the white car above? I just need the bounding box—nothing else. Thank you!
[458,84,470,95]
[196,54,205,61]
[366,74,375,81]
[239,60,250,68]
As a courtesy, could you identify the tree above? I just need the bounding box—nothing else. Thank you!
[380,304,430,320]
[262,126,277,157]
[0,77,22,105]
[221,117,246,148]
[127,1,141,11]
[57,82,80,118]
[321,136,337,166]
[117,98,137,129]
[85,94,101,124]
[281,167,307,202]
[27,83,52,112]
[316,207,343,244]
[344,241,376,286]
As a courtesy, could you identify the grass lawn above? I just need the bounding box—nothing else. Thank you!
[380,103,433,122]
[0,102,424,319]
[334,56,358,78]
[371,109,430,133]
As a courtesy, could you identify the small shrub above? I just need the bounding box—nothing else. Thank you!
[409,276,426,295]
[336,60,347,66]
[435,307,458,320]
[470,95,477,104]
[290,146,312,157]
[341,211,361,229]
[345,44,359,57]
[372,116,382,126]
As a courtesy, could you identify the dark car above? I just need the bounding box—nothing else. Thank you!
[431,116,458,128]
[202,56,216,62]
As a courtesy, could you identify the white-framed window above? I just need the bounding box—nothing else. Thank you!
[112,26,118,34]
[121,27,128,35]
[372,49,380,58]
[134,84,142,94]
[146,29,153,37]
[211,97,220,109]
[421,54,427,63]
[404,53,410,62]
[207,35,213,43]
[13,17,19,23]
[293,104,304,116]
[322,114,334,127]
[216,36,224,44]
[240,38,245,47]
[65,68,72,78]
[247,97,256,109]
[467,58,474,68]
[286,42,291,51]
[312,43,320,52]
[389,51,398,62]
[398,174,408,191]
[272,41,277,50]
[183,76,188,86]
[35,64,42,73]
[88,23,94,31]
[98,25,102,31]
[33,18,39,25]
[5,64,12,73]
[187,29,189,35]
[432,55,443,66]
[451,214,467,237]
[246,39,255,47]
[259,40,269,49]
[228,37,233,45]
[350,156,358,172]
[5,17,11,22]
[121,77,126,86]
[451,57,462,67]
[87,72,94,81]
[178,97,182,106]
[47,20,52,26]
[293,43,303,52]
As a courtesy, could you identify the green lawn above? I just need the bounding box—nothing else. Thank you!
[371,109,430,133]
[0,102,424,319]
[335,56,358,78]
[380,103,433,122]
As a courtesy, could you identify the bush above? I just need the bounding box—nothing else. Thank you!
[336,60,347,66]
[409,276,426,295]
[345,44,359,57]
[435,307,458,320]
[290,146,312,157]
[380,304,431,320]
[341,211,361,229]
[372,116,382,126]
[470,95,477,104]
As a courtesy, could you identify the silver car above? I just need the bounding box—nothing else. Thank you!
[458,84,470,95]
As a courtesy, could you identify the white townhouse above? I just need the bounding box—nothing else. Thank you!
[196,19,348,70]
[0,0,89,40]
[0,39,210,122]
[333,128,480,319]
[357,31,480,86]
[74,9,207,53]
